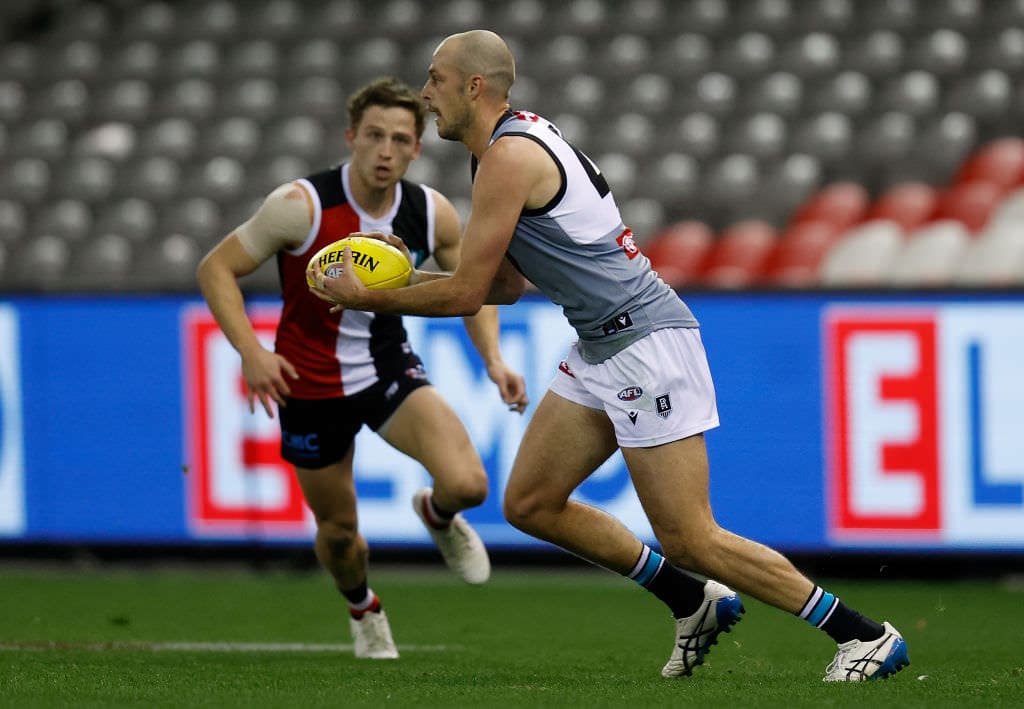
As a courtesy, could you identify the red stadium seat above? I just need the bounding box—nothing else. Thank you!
[644,220,715,289]
[867,182,939,233]
[789,181,870,233]
[932,180,1006,234]
[760,220,840,287]
[700,220,777,288]
[953,137,1024,190]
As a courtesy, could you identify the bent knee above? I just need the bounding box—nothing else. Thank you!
[437,469,488,510]
[503,489,556,533]
[317,518,361,556]
[659,527,726,575]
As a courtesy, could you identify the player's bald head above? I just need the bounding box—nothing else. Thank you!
[434,30,515,99]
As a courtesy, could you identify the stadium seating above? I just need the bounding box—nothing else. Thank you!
[643,220,715,288]
[2,0,1024,292]
[867,182,939,232]
[886,219,970,285]
[700,220,777,288]
[760,220,840,287]
[819,219,905,286]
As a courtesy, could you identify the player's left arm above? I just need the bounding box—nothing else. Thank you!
[431,191,528,413]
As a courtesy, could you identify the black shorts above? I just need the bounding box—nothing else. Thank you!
[278,356,431,469]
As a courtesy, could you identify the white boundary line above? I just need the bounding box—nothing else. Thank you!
[0,641,459,653]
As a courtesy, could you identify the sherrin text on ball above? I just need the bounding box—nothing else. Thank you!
[306,235,412,290]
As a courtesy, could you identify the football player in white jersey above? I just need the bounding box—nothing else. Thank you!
[198,77,527,661]
[310,32,908,682]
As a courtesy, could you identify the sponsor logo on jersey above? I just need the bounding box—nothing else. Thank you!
[558,359,576,378]
[617,386,643,401]
[616,228,640,260]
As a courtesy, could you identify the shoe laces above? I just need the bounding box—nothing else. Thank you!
[825,639,870,680]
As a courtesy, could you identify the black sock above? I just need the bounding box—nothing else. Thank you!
[627,544,707,618]
[341,580,369,606]
[798,586,885,643]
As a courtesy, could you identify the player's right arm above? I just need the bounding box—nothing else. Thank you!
[196,182,311,417]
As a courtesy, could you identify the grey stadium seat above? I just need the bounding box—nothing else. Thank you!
[56,156,116,204]
[94,198,158,244]
[224,40,280,81]
[2,157,50,206]
[202,117,263,162]
[159,197,224,248]
[130,233,203,292]
[856,0,918,32]
[807,71,871,117]
[668,112,721,161]
[742,71,804,117]
[777,32,841,79]
[105,41,161,81]
[117,156,182,203]
[32,79,89,125]
[70,233,135,290]
[10,234,71,290]
[724,112,787,162]
[93,79,153,124]
[908,29,969,78]
[654,33,713,80]
[671,0,729,37]
[0,80,27,123]
[31,199,93,244]
[8,118,68,162]
[122,2,178,41]
[156,79,217,124]
[139,118,199,161]
[877,70,941,118]
[789,112,854,166]
[844,31,904,79]
[716,32,776,80]
[0,200,28,245]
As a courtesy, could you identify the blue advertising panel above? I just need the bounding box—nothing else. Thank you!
[1,291,1023,551]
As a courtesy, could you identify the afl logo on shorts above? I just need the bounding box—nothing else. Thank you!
[617,386,643,402]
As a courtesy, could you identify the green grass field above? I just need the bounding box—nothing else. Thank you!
[1,563,1021,708]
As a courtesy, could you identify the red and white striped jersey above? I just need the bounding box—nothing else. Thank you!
[275,163,436,399]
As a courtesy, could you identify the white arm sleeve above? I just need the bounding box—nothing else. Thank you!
[235,182,313,263]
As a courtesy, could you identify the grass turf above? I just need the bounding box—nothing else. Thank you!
[1,564,1022,708]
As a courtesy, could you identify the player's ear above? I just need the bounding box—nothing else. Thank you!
[344,126,357,149]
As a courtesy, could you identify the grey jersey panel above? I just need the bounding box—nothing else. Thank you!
[489,111,698,363]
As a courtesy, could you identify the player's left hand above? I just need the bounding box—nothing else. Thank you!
[307,246,367,313]
[486,361,528,414]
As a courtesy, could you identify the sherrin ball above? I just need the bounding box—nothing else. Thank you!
[306,235,412,290]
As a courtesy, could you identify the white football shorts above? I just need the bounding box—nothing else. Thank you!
[548,327,720,448]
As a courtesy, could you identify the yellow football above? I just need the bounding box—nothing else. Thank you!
[306,236,412,290]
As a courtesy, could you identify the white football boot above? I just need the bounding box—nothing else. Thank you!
[413,488,491,585]
[822,621,909,682]
[661,579,745,678]
[349,610,399,659]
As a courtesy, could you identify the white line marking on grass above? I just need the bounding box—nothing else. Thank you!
[0,641,459,653]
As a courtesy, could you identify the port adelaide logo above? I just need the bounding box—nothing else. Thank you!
[655,393,673,419]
